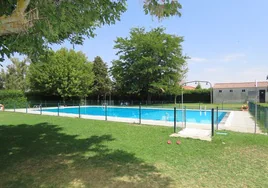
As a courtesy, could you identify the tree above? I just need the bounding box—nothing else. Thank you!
[0,58,28,91]
[196,83,202,89]
[27,48,94,101]
[111,27,187,103]
[166,84,179,104]
[167,65,187,104]
[92,56,111,103]
[0,0,182,62]
[0,69,4,89]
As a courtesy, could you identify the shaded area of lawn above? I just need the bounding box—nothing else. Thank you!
[0,112,268,188]
[0,122,171,188]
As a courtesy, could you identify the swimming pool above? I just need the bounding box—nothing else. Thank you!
[41,106,227,124]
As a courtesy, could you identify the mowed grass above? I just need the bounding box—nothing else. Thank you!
[259,103,268,107]
[146,103,244,110]
[0,112,267,188]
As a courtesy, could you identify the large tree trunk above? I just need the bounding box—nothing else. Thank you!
[0,0,39,36]
[174,95,177,104]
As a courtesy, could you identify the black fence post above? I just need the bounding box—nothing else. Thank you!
[254,103,257,134]
[58,103,60,116]
[211,108,214,136]
[139,103,141,124]
[105,103,107,121]
[174,107,177,133]
[26,102,28,113]
[79,103,81,118]
[40,105,42,115]
[266,108,268,135]
[184,106,187,128]
[216,106,219,130]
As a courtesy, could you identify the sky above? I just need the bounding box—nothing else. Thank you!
[3,0,268,87]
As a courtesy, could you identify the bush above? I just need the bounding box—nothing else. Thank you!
[176,89,211,103]
[0,90,27,109]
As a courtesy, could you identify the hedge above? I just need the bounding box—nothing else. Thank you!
[0,90,27,109]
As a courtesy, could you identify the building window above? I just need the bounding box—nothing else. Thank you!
[242,89,245,92]
[230,90,233,92]
[219,90,222,93]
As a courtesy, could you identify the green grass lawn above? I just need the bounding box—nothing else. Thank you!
[146,103,244,111]
[0,112,267,188]
[259,103,268,107]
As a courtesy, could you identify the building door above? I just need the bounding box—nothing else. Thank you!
[259,90,266,103]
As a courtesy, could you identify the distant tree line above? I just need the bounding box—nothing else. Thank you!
[0,27,211,105]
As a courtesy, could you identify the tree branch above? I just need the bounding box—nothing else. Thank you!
[0,0,34,36]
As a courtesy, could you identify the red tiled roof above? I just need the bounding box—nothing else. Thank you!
[182,86,196,90]
[213,81,268,89]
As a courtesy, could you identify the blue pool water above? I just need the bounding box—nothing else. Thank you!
[41,106,227,124]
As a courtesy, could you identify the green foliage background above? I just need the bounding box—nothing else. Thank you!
[27,48,94,100]
[0,90,27,109]
[111,27,187,102]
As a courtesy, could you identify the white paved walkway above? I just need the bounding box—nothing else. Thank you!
[220,111,261,134]
[169,111,261,142]
[170,128,212,141]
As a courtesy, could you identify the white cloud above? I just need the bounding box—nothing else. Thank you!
[187,65,268,85]
[240,67,268,81]
[222,53,246,62]
[188,57,208,63]
[188,53,247,64]
[204,68,221,73]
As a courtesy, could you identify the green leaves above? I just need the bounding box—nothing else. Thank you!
[143,0,182,20]
[111,27,187,101]
[92,56,111,99]
[27,48,94,100]
[0,0,127,62]
[0,0,182,63]
[0,58,28,91]
[0,90,27,108]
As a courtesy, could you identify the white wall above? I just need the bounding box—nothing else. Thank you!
[213,87,268,103]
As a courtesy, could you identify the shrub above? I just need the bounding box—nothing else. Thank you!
[0,90,27,109]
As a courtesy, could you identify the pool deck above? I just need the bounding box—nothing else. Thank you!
[220,111,261,134]
[5,107,262,138]
[170,128,212,141]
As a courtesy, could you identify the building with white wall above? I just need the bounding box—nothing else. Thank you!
[213,81,268,103]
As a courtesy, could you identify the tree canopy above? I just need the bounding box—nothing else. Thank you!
[111,27,187,102]
[27,48,94,100]
[92,56,111,102]
[0,69,4,89]
[0,0,182,62]
[0,58,28,91]
[196,83,202,89]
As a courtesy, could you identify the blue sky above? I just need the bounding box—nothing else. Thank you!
[3,0,268,86]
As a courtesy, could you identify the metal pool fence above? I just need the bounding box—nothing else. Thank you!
[3,101,224,136]
[248,101,268,134]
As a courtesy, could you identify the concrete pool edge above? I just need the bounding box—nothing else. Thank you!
[32,105,227,124]
[5,107,230,130]
[26,105,228,112]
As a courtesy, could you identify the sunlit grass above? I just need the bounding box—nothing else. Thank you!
[0,112,267,187]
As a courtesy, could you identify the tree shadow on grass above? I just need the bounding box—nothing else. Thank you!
[0,123,172,188]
